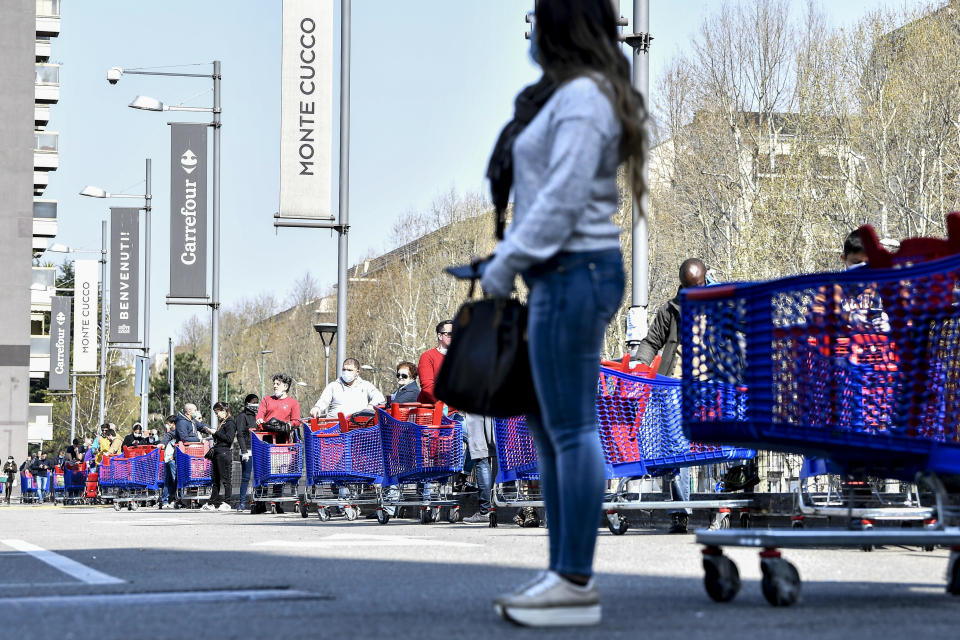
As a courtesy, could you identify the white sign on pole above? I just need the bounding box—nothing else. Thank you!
[73,259,99,371]
[277,0,334,221]
[28,415,52,442]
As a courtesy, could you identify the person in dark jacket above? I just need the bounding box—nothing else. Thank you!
[159,415,179,505]
[234,394,258,511]
[175,403,211,443]
[636,257,706,533]
[31,451,52,503]
[204,402,237,512]
[388,361,421,406]
[122,424,149,449]
[3,456,17,504]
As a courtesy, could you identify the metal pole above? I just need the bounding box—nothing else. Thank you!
[261,352,266,400]
[627,0,651,352]
[69,373,77,443]
[168,337,174,416]
[335,1,351,367]
[211,60,222,423]
[324,346,330,388]
[141,158,152,429]
[98,221,108,425]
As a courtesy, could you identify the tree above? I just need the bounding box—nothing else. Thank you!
[148,351,227,421]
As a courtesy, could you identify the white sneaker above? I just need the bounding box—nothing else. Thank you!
[494,571,600,627]
[201,503,216,511]
[217,503,233,512]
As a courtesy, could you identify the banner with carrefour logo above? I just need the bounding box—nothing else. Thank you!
[169,122,208,298]
[277,0,334,222]
[48,295,71,391]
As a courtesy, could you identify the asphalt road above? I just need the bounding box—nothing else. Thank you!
[1,503,958,639]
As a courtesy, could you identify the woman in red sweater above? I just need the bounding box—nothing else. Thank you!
[256,373,302,443]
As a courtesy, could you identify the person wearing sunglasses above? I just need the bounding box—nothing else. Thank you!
[388,361,420,407]
[417,320,453,404]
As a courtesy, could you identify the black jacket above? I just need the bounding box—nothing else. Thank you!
[636,290,682,377]
[31,456,52,477]
[122,434,149,449]
[3,461,16,479]
[212,417,237,451]
[235,407,257,454]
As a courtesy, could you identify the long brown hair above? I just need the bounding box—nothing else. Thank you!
[534,0,647,203]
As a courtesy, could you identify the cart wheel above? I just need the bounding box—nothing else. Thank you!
[703,552,740,603]
[318,507,330,522]
[114,502,121,512]
[606,511,629,535]
[947,552,960,595]
[489,511,498,528]
[791,519,804,529]
[299,501,309,518]
[376,509,390,525]
[861,544,874,552]
[760,557,801,607]
[344,506,358,521]
[270,503,278,515]
[447,507,462,524]
[419,507,432,524]
[130,502,139,512]
[431,506,441,522]
[739,512,751,529]
[174,501,182,510]
[922,545,936,553]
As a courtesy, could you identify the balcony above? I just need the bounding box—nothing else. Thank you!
[34,170,49,196]
[36,38,50,62]
[34,131,58,171]
[35,63,59,104]
[30,335,51,378]
[27,404,53,440]
[35,103,50,128]
[31,266,56,311]
[36,0,61,38]
[33,199,57,242]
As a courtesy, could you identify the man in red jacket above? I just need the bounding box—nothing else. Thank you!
[417,319,453,404]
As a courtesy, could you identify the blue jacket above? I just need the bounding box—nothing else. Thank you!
[174,412,209,443]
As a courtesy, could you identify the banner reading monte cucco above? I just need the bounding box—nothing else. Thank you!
[110,207,140,343]
[72,259,98,372]
[48,296,71,391]
[170,122,208,297]
[277,0,333,221]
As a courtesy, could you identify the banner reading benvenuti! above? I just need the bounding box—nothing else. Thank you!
[110,207,140,343]
[170,122,208,298]
[72,259,98,372]
[277,0,334,221]
[48,296,71,391]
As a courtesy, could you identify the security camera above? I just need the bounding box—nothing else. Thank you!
[106,66,123,85]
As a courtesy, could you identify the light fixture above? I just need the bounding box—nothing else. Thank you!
[128,95,165,112]
[79,186,107,198]
[45,242,70,253]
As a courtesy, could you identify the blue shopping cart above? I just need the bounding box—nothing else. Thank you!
[249,430,303,514]
[174,442,212,508]
[19,472,39,504]
[99,447,163,511]
[681,216,960,605]
[302,415,383,521]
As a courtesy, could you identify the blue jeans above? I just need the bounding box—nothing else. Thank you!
[238,457,252,508]
[523,249,624,577]
[163,460,177,502]
[37,476,48,502]
[667,467,691,515]
[464,453,493,512]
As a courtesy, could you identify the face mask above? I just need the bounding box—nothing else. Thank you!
[341,370,356,384]
[246,403,259,411]
[193,412,201,420]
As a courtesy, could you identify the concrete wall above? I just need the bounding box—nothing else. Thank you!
[0,1,35,464]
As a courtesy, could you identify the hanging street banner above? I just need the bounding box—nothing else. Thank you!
[110,207,140,343]
[170,122,208,297]
[72,259,98,372]
[277,0,334,222]
[48,295,71,391]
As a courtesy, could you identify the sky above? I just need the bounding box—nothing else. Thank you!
[45,0,926,355]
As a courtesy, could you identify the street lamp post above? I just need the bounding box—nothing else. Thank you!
[260,350,273,400]
[81,158,152,430]
[223,370,236,406]
[313,323,337,388]
[108,62,222,425]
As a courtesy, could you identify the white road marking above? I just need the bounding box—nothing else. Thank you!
[0,540,124,585]
[0,588,319,606]
[252,534,480,549]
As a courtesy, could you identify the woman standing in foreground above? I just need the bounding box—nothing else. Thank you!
[481,0,646,627]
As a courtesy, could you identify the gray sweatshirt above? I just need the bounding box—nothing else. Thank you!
[482,76,623,297]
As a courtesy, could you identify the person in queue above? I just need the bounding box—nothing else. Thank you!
[203,402,237,512]
[257,373,302,443]
[388,361,420,406]
[158,415,179,506]
[417,321,452,404]
[479,0,644,626]
[234,393,259,511]
[175,403,211,444]
[309,359,384,419]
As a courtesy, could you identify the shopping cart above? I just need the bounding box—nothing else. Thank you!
[98,447,164,511]
[302,413,383,521]
[50,466,67,504]
[250,429,303,514]
[376,405,464,524]
[681,216,960,605]
[63,461,88,504]
[174,441,212,508]
[19,471,39,504]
